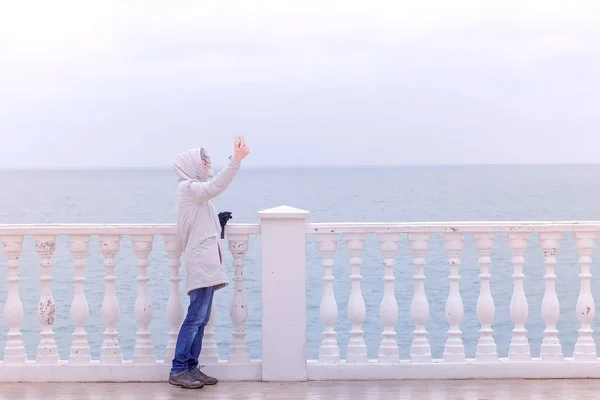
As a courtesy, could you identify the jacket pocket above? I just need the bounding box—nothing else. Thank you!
[189,235,221,279]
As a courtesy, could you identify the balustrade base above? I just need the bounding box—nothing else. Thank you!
[318,354,340,364]
[36,354,60,365]
[198,354,220,364]
[377,354,400,364]
[2,355,28,365]
[475,353,499,362]
[133,355,157,364]
[0,360,261,382]
[5,358,600,382]
[68,355,91,364]
[307,358,600,380]
[574,352,598,361]
[410,354,432,363]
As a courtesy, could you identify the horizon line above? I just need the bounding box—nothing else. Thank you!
[2,162,600,171]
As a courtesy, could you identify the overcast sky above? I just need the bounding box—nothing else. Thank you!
[1,0,599,168]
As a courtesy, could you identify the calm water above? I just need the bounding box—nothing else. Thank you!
[2,165,600,362]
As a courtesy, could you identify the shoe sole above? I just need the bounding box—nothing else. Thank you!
[169,380,204,389]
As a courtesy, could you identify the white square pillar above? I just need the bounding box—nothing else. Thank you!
[258,205,310,381]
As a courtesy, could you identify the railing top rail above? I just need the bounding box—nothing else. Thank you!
[0,223,260,236]
[307,221,600,234]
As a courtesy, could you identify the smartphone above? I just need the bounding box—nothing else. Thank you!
[235,135,245,147]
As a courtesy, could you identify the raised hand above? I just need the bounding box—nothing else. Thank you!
[234,138,250,162]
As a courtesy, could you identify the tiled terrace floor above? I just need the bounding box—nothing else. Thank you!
[0,379,598,399]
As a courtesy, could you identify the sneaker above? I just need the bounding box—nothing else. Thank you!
[169,370,204,389]
[190,367,219,385]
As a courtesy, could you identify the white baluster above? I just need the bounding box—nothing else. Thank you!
[378,233,400,363]
[539,232,563,361]
[164,235,185,363]
[1,236,26,363]
[474,232,498,362]
[35,236,59,363]
[508,232,531,361]
[408,233,431,363]
[199,299,219,364]
[228,234,250,363]
[68,235,91,363]
[574,232,597,361]
[344,233,367,363]
[443,232,465,362]
[132,235,155,363]
[99,235,122,364]
[317,234,339,363]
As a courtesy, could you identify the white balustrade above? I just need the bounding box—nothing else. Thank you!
[132,235,155,364]
[443,232,465,362]
[408,233,431,363]
[199,299,219,364]
[344,233,367,363]
[539,232,563,361]
[228,234,250,363]
[508,232,531,361]
[574,232,597,360]
[2,236,26,364]
[474,233,497,362]
[6,216,600,383]
[68,235,91,363]
[35,236,59,364]
[317,234,340,363]
[164,235,185,363]
[99,235,123,364]
[0,223,262,382]
[377,233,400,363]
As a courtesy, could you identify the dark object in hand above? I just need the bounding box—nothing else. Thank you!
[218,211,233,239]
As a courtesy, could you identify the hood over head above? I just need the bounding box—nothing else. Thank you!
[173,147,213,182]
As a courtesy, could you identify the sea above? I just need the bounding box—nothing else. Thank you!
[2,164,600,362]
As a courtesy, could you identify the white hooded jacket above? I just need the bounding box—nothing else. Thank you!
[173,147,241,294]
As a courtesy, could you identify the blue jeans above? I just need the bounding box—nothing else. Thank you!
[171,286,215,374]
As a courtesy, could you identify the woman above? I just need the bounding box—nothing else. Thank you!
[169,138,250,389]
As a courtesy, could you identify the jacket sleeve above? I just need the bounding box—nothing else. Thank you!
[189,156,241,203]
